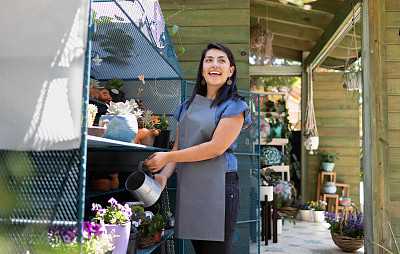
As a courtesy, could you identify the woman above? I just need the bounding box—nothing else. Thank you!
[144,43,251,254]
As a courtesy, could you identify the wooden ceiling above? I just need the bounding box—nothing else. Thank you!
[250,0,362,70]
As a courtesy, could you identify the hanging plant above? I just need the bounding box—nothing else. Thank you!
[304,68,319,154]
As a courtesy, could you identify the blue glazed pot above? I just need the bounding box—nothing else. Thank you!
[269,123,282,138]
[321,162,335,172]
[100,115,138,143]
[324,181,337,194]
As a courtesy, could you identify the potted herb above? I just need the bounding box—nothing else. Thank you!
[99,101,139,143]
[153,113,171,149]
[92,198,132,254]
[106,77,125,102]
[317,151,339,172]
[149,213,167,243]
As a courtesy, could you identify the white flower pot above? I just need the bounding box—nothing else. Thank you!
[105,223,131,254]
[304,136,319,151]
[260,185,274,202]
[299,209,312,221]
[271,218,283,234]
[313,210,325,223]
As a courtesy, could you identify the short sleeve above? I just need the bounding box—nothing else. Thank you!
[173,99,189,122]
[220,99,252,130]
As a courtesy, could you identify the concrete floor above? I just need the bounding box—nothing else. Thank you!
[250,219,364,254]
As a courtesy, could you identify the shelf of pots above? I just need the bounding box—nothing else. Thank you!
[317,151,339,172]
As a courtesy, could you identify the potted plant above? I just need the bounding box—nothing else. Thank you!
[45,222,115,254]
[149,213,167,243]
[164,211,175,229]
[259,167,276,202]
[296,200,312,221]
[268,118,282,138]
[130,206,154,249]
[309,200,327,223]
[153,113,171,149]
[325,204,364,252]
[92,198,132,254]
[317,151,339,172]
[277,210,296,227]
[99,101,138,143]
[106,77,125,102]
[133,109,160,146]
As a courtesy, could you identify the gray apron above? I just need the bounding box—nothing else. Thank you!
[174,94,226,241]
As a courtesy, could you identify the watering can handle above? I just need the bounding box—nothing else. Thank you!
[138,161,155,179]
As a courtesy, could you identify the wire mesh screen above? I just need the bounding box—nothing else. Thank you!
[91,0,183,80]
[0,149,82,253]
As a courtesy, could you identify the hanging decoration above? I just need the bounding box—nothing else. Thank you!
[342,3,362,91]
[303,67,319,154]
[250,23,274,65]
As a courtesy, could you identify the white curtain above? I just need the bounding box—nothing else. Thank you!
[0,0,90,150]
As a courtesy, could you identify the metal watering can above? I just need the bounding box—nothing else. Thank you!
[125,161,162,207]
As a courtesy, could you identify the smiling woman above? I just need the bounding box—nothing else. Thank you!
[143,43,252,254]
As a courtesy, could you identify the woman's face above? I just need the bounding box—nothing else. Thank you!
[202,48,235,88]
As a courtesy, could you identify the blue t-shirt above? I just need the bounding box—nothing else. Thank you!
[173,97,252,172]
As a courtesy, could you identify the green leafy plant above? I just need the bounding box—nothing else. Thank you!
[149,214,167,235]
[138,110,159,129]
[317,151,339,163]
[277,211,296,225]
[106,77,124,92]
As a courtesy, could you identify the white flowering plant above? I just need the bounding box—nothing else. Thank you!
[92,197,132,225]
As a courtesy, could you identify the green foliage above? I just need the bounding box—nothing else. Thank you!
[106,78,124,91]
[131,205,144,214]
[261,77,300,91]
[149,214,167,235]
[317,151,339,163]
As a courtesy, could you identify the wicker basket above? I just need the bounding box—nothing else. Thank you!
[278,183,299,218]
[330,203,364,252]
[138,235,155,249]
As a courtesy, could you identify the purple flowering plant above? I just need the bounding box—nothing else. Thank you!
[325,212,364,239]
[296,199,311,210]
[47,221,114,253]
[92,197,132,225]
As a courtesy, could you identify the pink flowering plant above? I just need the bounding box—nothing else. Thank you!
[92,198,132,225]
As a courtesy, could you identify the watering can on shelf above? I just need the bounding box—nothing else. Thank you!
[125,161,162,207]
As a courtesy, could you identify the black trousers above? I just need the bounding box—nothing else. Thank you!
[191,171,240,254]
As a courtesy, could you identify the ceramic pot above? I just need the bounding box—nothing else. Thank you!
[153,129,171,149]
[260,185,274,202]
[269,123,282,138]
[152,231,162,243]
[304,136,319,151]
[127,231,140,254]
[324,181,337,194]
[140,129,160,147]
[339,196,351,206]
[299,209,312,221]
[165,217,175,229]
[104,223,131,254]
[313,210,325,223]
[271,218,283,235]
[100,115,138,143]
[322,162,335,172]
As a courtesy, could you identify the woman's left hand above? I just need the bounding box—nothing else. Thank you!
[144,152,169,172]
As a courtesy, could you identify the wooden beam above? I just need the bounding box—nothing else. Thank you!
[160,0,248,10]
[250,65,302,76]
[272,45,302,62]
[328,46,360,59]
[252,0,344,14]
[304,0,363,68]
[250,17,323,41]
[320,57,347,69]
[251,2,333,30]
[272,34,315,51]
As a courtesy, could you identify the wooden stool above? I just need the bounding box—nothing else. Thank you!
[336,183,352,218]
[316,171,337,201]
[260,193,278,245]
[323,194,339,216]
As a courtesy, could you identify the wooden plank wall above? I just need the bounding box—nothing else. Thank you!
[158,0,250,91]
[386,0,400,246]
[307,72,360,208]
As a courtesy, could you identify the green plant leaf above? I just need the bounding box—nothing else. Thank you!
[172,25,179,35]
[178,47,185,53]
[114,15,124,21]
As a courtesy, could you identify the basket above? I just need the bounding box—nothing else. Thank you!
[138,235,155,249]
[278,183,299,218]
[331,203,364,252]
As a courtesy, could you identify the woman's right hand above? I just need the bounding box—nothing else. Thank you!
[153,174,168,191]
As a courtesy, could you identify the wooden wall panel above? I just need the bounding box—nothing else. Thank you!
[307,72,360,208]
[386,3,400,247]
[159,0,250,91]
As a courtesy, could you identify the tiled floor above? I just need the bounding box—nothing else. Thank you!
[251,219,364,254]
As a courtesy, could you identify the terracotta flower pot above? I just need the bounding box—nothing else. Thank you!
[133,128,151,144]
[152,231,162,243]
[133,129,160,147]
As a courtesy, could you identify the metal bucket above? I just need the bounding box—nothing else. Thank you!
[125,161,162,207]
